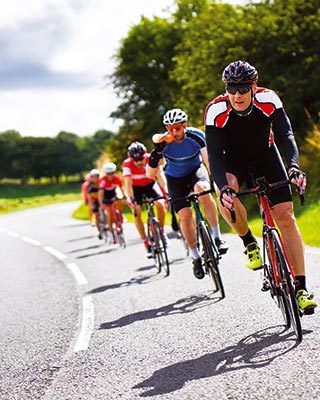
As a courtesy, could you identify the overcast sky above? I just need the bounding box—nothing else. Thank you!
[0,0,243,137]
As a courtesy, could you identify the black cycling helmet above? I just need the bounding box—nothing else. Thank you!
[222,60,258,85]
[128,141,146,159]
[163,108,188,125]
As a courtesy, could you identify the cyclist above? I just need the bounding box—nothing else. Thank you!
[204,60,317,312]
[147,108,228,280]
[122,141,167,257]
[87,168,102,239]
[98,162,126,244]
[81,173,94,225]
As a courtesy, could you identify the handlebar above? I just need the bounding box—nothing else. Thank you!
[229,177,305,223]
[169,188,214,204]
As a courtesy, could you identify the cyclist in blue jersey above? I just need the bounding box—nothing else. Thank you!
[147,108,228,279]
[204,60,317,312]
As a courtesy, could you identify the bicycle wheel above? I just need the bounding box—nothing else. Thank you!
[264,232,291,328]
[271,229,302,342]
[199,221,225,298]
[152,220,170,277]
[114,210,126,248]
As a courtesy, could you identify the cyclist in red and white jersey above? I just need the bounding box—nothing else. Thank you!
[122,141,167,257]
[98,162,126,243]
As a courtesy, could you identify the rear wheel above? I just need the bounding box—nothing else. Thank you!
[271,229,302,342]
[199,221,225,298]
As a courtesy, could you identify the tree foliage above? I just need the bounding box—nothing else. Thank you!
[110,0,320,150]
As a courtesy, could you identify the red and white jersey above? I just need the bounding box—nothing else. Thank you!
[98,173,123,191]
[122,154,154,187]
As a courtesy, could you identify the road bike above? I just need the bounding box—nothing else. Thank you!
[173,189,225,298]
[235,176,307,342]
[99,204,126,248]
[141,196,170,277]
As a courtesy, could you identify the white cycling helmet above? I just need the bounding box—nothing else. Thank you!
[103,162,117,174]
[163,108,188,125]
[89,168,100,176]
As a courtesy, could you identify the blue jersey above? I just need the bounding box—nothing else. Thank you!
[163,127,206,178]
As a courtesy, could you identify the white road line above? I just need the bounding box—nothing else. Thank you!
[66,263,88,286]
[43,246,67,260]
[21,236,41,246]
[74,295,95,352]
[7,230,20,238]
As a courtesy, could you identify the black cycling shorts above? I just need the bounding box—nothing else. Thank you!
[102,189,117,205]
[166,164,210,213]
[91,199,100,212]
[226,145,292,206]
[133,182,163,205]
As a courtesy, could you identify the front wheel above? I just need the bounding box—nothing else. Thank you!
[199,221,225,299]
[271,229,302,342]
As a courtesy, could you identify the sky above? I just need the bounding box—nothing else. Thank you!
[0,0,244,137]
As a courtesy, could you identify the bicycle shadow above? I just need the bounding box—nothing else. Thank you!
[133,325,310,397]
[99,293,218,330]
[76,247,116,259]
[67,244,102,254]
[87,271,156,295]
[66,235,97,242]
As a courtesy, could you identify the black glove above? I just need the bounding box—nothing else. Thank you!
[288,166,306,182]
[219,186,236,207]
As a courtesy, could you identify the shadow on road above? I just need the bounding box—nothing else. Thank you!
[66,235,97,242]
[76,247,116,259]
[67,244,102,254]
[99,293,218,330]
[133,325,310,397]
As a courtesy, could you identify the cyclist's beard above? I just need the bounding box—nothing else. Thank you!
[173,130,186,142]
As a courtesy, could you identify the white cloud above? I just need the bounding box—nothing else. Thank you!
[0,0,244,137]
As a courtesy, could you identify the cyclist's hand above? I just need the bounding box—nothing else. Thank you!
[219,186,236,209]
[126,196,136,208]
[288,166,307,192]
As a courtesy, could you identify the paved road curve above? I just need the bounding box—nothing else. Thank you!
[0,202,319,399]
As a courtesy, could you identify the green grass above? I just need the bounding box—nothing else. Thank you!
[0,182,81,214]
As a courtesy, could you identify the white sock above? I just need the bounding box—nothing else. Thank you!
[211,224,221,240]
[190,246,200,260]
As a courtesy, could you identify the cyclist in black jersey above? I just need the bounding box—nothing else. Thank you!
[204,60,317,312]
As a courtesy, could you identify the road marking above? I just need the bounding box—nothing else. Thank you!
[21,236,41,246]
[74,294,95,352]
[43,246,67,260]
[66,263,88,285]
[7,230,20,238]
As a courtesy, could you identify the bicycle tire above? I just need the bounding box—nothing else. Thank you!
[264,233,291,328]
[199,221,225,298]
[153,220,170,276]
[271,229,302,342]
[114,210,126,248]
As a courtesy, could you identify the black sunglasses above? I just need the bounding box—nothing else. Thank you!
[226,85,251,95]
[133,156,144,162]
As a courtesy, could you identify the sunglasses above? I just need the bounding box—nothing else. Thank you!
[226,85,251,95]
[133,157,144,162]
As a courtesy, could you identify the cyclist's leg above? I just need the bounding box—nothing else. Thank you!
[193,166,228,254]
[147,182,166,228]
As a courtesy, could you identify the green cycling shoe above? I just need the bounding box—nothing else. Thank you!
[296,290,318,314]
[245,242,263,270]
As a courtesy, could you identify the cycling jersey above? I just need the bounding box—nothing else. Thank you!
[122,154,154,187]
[161,127,206,178]
[81,181,90,203]
[99,174,123,192]
[204,87,299,190]
[87,183,99,200]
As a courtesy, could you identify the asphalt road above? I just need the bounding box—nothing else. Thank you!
[0,202,319,400]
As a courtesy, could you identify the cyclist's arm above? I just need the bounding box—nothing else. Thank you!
[98,188,104,206]
[271,107,300,169]
[146,157,164,180]
[205,124,229,190]
[200,147,211,173]
[155,163,168,194]
[123,175,134,199]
